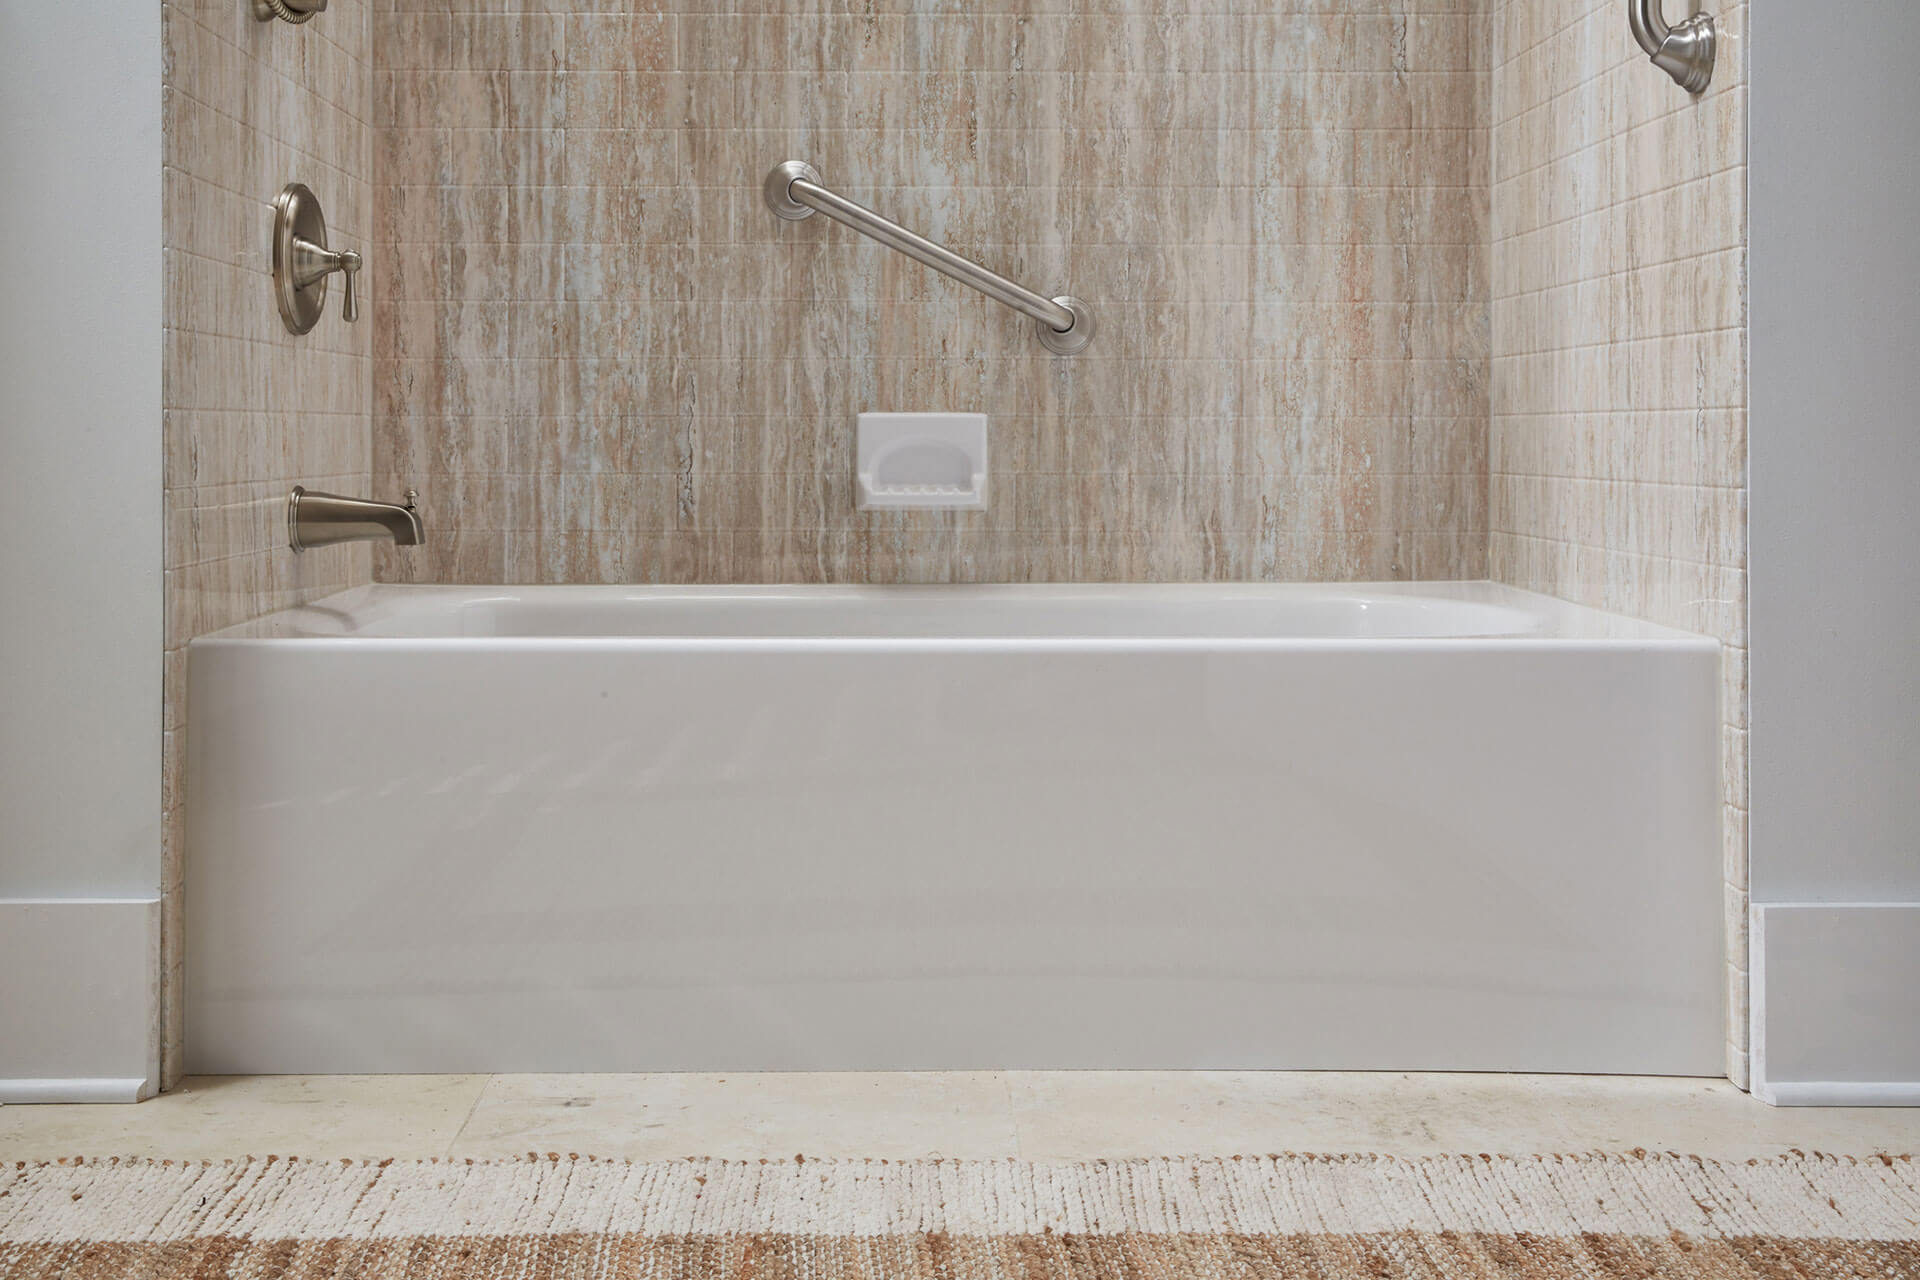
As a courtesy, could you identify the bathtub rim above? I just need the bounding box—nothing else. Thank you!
[193,580,1722,648]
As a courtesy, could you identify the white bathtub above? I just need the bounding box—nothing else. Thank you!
[186,583,1724,1075]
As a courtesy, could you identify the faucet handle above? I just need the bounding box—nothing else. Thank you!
[337,249,361,322]
[273,184,365,335]
[404,488,418,510]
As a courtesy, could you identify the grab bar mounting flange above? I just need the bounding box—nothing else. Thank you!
[765,160,822,222]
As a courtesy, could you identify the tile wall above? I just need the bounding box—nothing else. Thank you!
[161,0,375,1084]
[1485,1,1749,1079]
[368,1,1491,585]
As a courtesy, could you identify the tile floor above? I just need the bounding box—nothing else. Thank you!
[3,1073,1918,1163]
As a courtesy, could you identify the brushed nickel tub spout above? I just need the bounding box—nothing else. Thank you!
[289,486,423,552]
[1629,0,1715,94]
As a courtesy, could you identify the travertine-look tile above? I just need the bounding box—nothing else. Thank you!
[369,2,1492,590]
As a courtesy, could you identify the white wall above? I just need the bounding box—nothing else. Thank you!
[1749,0,1920,1101]
[0,2,164,1097]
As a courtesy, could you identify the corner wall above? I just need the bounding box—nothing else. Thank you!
[1486,1,1749,1082]
[160,0,376,1085]
[1748,2,1920,1103]
[0,4,164,1100]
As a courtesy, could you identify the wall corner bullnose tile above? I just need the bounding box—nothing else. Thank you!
[1750,903,1920,1107]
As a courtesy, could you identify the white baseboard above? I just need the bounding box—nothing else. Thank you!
[1752,902,1920,1107]
[0,1077,152,1104]
[0,898,159,1103]
[1756,1080,1920,1108]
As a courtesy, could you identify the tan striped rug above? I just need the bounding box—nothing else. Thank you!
[4,1153,1917,1278]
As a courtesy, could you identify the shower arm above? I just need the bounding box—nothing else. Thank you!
[1629,0,1716,94]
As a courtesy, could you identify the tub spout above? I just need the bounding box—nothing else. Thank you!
[289,486,423,553]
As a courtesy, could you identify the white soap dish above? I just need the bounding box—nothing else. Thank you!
[856,413,988,510]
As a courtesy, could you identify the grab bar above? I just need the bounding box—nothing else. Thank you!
[763,161,1095,355]
[1629,0,1715,93]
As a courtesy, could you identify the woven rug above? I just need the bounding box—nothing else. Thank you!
[4,1153,1918,1278]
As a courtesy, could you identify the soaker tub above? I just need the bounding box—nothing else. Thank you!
[186,582,1723,1074]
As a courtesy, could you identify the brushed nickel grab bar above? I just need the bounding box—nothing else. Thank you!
[763,161,1095,355]
[1629,0,1715,93]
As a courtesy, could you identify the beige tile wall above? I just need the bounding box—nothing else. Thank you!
[161,0,375,1085]
[1486,2,1748,1080]
[368,0,1491,586]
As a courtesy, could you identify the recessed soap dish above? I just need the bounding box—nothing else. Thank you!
[857,413,988,510]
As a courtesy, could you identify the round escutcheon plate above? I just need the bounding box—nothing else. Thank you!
[272,183,329,335]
